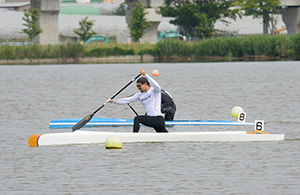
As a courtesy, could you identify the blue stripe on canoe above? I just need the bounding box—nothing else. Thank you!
[49,117,254,129]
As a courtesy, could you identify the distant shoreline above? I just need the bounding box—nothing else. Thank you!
[0,55,296,65]
[0,55,153,65]
[1,34,299,65]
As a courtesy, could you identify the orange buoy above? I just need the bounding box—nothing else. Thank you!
[152,69,159,76]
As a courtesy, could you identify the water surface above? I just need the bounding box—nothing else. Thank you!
[1,62,299,194]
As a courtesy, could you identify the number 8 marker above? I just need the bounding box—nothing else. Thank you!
[238,112,246,122]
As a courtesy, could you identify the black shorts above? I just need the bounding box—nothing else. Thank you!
[133,115,168,133]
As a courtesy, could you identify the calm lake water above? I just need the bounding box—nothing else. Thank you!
[1,62,300,194]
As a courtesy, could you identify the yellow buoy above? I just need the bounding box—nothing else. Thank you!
[231,106,244,117]
[105,135,123,149]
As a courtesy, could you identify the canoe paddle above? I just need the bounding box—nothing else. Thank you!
[127,103,139,116]
[72,74,141,131]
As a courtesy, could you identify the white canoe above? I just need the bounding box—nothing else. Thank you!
[28,131,284,147]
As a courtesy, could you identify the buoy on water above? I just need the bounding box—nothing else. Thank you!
[152,69,159,76]
[105,135,123,149]
[231,106,244,117]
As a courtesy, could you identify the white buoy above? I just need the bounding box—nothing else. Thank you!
[231,106,244,117]
[105,135,123,149]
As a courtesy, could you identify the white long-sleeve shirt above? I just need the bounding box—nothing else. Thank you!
[114,74,163,117]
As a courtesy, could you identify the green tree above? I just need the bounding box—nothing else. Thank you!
[22,9,43,41]
[235,0,281,34]
[113,2,127,16]
[129,2,151,43]
[159,0,240,39]
[73,17,96,43]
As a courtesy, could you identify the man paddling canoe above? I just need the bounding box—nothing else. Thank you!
[108,69,168,133]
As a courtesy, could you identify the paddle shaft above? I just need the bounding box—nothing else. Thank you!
[127,103,139,116]
[72,74,140,131]
[93,74,140,114]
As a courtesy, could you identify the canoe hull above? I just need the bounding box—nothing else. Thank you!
[29,131,285,147]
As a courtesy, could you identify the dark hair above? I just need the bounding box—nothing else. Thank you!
[137,77,150,86]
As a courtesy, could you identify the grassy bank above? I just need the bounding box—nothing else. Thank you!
[155,34,300,60]
[0,34,299,64]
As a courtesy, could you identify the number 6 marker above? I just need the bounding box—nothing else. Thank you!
[254,120,264,133]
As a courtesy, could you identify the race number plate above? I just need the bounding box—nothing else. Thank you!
[254,120,264,132]
[238,112,246,122]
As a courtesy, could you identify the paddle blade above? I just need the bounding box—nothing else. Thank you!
[72,113,94,131]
